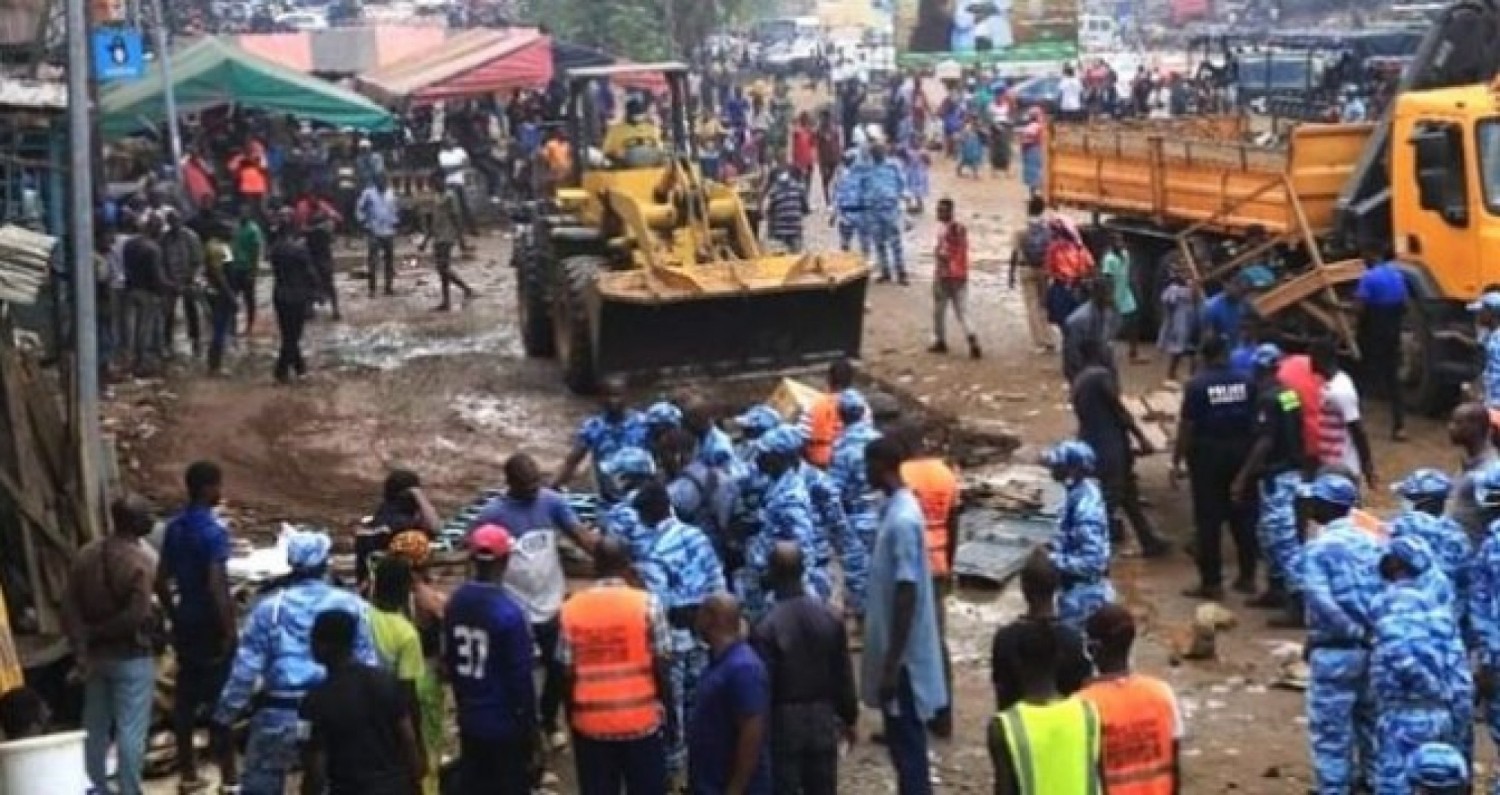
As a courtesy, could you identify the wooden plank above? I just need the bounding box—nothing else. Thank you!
[1137,421,1170,454]
[0,347,59,633]
[19,356,65,489]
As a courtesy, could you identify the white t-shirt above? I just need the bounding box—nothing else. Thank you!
[1058,75,1084,112]
[1317,371,1363,476]
[439,146,469,188]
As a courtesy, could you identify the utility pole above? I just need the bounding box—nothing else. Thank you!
[65,0,103,534]
[147,0,182,176]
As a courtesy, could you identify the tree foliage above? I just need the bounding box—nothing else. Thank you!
[518,0,769,61]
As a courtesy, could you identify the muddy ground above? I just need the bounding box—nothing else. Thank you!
[111,156,1480,793]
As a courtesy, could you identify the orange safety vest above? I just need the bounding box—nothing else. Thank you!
[1079,674,1178,795]
[806,393,843,468]
[901,457,959,575]
[559,585,661,739]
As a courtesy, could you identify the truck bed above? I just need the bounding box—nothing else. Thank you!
[1045,120,1375,238]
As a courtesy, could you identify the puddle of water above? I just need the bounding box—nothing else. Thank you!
[318,321,520,371]
[450,390,580,454]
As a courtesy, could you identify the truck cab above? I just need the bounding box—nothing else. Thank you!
[1390,82,1500,300]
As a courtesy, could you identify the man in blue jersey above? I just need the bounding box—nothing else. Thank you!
[444,524,537,795]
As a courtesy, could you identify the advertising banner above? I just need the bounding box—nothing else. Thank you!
[895,0,1080,65]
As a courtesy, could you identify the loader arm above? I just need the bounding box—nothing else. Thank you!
[1335,0,1500,250]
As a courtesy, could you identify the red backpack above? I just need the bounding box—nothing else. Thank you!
[1046,237,1095,284]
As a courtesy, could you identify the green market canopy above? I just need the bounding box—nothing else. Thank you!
[99,36,394,137]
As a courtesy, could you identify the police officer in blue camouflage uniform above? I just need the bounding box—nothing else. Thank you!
[683,395,736,470]
[1235,343,1308,616]
[830,388,881,619]
[734,404,783,463]
[632,481,726,779]
[1467,291,1500,409]
[1298,472,1383,795]
[643,400,684,445]
[833,148,870,256]
[1392,469,1474,637]
[742,426,829,620]
[1465,466,1500,780]
[213,531,377,795]
[797,448,854,616]
[1387,510,1476,765]
[1044,439,1114,632]
[1371,535,1461,795]
[553,375,647,504]
[859,137,908,285]
[597,447,659,561]
[1407,742,1469,794]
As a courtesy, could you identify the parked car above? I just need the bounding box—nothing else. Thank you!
[1012,75,1061,114]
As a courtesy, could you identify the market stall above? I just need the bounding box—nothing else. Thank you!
[356,27,553,106]
[98,37,395,138]
[233,25,452,76]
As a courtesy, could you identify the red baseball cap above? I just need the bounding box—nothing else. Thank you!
[469,524,514,559]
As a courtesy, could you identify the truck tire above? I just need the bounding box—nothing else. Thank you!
[514,233,555,358]
[1400,298,1462,416]
[553,255,603,395]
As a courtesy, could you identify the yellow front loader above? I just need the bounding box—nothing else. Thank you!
[512,63,869,394]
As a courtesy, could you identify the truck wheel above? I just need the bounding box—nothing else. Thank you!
[553,255,603,395]
[1400,299,1461,416]
[514,234,555,358]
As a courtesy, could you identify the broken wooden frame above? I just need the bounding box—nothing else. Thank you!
[1173,173,1363,357]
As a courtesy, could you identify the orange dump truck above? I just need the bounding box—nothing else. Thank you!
[1043,0,1500,413]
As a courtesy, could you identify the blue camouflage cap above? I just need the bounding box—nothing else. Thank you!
[1473,462,1500,509]
[1392,468,1452,500]
[837,388,868,417]
[1467,292,1500,314]
[1042,439,1097,474]
[755,425,807,457]
[1306,472,1359,507]
[600,446,656,480]
[734,404,783,435]
[643,401,683,428]
[1407,742,1468,788]
[1384,531,1434,575]
[1251,343,1284,370]
[286,529,333,571]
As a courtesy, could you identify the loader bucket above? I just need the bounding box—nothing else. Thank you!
[589,251,870,383]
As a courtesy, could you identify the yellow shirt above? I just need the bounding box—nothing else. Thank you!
[369,606,425,681]
[602,121,662,160]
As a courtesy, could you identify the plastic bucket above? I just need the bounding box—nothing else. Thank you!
[0,730,88,794]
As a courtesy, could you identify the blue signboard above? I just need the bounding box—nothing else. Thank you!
[92,29,144,82]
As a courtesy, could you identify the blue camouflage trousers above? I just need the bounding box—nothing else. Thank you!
[1375,707,1452,795]
[1308,648,1375,795]
[843,514,876,618]
[868,209,905,279]
[837,213,870,256]
[242,705,300,795]
[1258,471,1303,592]
[667,640,707,775]
[1057,580,1115,633]
[1452,675,1474,765]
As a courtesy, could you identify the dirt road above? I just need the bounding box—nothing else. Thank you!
[114,161,1475,793]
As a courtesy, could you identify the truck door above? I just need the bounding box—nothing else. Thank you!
[1391,116,1484,297]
